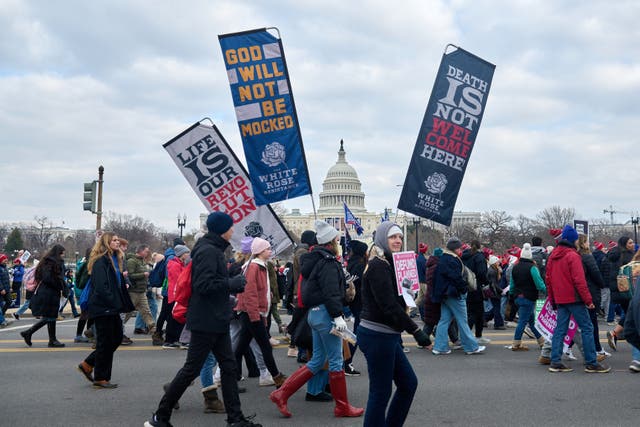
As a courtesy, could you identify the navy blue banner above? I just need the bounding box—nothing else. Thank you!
[219,28,312,206]
[398,45,495,226]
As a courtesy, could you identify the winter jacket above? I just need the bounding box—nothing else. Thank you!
[0,264,10,293]
[12,264,24,283]
[486,265,502,298]
[236,259,270,322]
[545,241,592,306]
[432,250,467,303]
[187,232,234,334]
[126,254,149,293]
[510,259,546,302]
[267,262,280,304]
[361,249,419,334]
[423,254,442,326]
[606,246,634,303]
[166,256,186,304]
[623,287,640,349]
[592,249,606,270]
[581,252,605,309]
[347,255,366,312]
[287,244,310,308]
[461,250,488,302]
[88,255,134,319]
[30,257,65,318]
[300,245,345,319]
[416,253,427,283]
[531,246,548,278]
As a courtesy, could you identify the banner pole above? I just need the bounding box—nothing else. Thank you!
[310,194,317,220]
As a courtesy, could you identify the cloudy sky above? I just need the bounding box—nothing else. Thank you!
[1,0,638,233]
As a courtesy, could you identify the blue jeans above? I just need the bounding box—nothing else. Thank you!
[357,326,417,427]
[200,352,217,388]
[514,297,541,341]
[433,294,479,353]
[136,291,157,330]
[306,305,343,373]
[307,369,328,395]
[551,303,596,365]
[15,296,32,316]
[632,345,640,362]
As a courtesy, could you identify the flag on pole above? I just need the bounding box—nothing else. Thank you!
[344,202,364,235]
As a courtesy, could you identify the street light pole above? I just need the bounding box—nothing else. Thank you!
[177,214,187,238]
[632,217,639,244]
[413,217,421,253]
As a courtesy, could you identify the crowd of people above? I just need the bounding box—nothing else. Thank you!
[2,215,640,427]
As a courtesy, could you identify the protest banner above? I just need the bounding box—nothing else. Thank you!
[164,121,293,255]
[219,28,312,205]
[535,298,577,352]
[398,45,495,226]
[392,251,420,295]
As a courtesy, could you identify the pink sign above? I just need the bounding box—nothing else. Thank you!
[535,298,577,351]
[392,251,420,295]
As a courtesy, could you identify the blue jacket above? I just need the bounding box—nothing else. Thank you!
[416,253,427,283]
[431,251,466,303]
[12,264,25,282]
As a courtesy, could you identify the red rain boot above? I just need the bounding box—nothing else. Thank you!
[269,365,314,417]
[329,370,364,417]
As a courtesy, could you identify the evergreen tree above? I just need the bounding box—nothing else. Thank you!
[5,228,24,254]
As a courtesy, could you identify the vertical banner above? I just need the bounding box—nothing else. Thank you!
[219,28,312,206]
[163,122,293,255]
[574,220,588,236]
[398,45,495,226]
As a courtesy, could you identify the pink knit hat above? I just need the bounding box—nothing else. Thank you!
[251,237,271,255]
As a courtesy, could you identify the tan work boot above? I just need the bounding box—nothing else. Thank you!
[512,340,529,351]
[202,385,225,413]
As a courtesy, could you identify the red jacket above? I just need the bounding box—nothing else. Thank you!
[235,259,269,322]
[545,242,593,306]
[167,257,185,304]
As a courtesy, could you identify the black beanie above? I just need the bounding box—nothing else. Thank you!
[206,211,234,235]
[300,230,318,246]
[350,240,368,257]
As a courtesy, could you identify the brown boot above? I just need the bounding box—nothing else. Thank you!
[270,365,314,417]
[537,336,546,348]
[329,370,364,417]
[511,340,529,351]
[202,385,225,413]
[272,372,287,388]
[152,331,164,346]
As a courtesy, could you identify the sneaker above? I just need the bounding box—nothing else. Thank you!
[548,362,573,372]
[506,321,518,328]
[477,337,491,345]
[563,349,577,361]
[162,342,180,349]
[121,335,133,346]
[451,342,462,351]
[227,414,261,427]
[258,373,274,386]
[465,345,486,355]
[523,327,536,339]
[597,350,612,358]
[606,321,617,326]
[345,363,361,376]
[269,337,280,346]
[432,349,452,355]
[629,360,640,373]
[607,330,618,351]
[179,342,189,350]
[287,347,297,357]
[0,320,13,328]
[402,347,410,353]
[74,335,90,343]
[12,312,20,320]
[144,413,174,427]
[585,362,611,373]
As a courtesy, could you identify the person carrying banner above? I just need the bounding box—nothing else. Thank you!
[545,225,610,373]
[270,220,364,419]
[356,221,430,427]
[145,212,261,427]
[431,237,485,355]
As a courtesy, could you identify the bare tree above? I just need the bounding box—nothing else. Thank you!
[536,206,576,229]
[103,212,163,251]
[511,214,536,243]
[23,216,56,255]
[479,210,513,248]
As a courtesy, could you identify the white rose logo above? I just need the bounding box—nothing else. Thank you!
[424,172,448,197]
[261,142,286,167]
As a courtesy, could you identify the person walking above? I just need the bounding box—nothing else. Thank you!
[0,254,12,314]
[144,212,261,427]
[77,233,135,388]
[20,245,67,347]
[357,221,431,427]
[605,236,636,351]
[546,225,610,373]
[509,243,546,351]
[270,220,364,419]
[461,240,490,344]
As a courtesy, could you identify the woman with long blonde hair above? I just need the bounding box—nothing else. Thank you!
[77,232,134,388]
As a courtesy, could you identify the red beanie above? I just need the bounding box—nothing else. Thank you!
[418,243,428,253]
[593,241,604,251]
[0,254,7,264]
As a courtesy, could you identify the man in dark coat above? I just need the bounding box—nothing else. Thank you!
[145,212,262,427]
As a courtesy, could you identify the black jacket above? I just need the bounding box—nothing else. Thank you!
[187,232,234,333]
[623,287,640,349]
[346,255,366,312]
[462,250,488,301]
[88,255,134,319]
[606,247,634,303]
[511,259,539,302]
[581,253,605,309]
[300,246,345,319]
[361,254,419,333]
[31,257,65,318]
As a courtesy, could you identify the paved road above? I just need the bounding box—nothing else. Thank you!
[1,313,638,427]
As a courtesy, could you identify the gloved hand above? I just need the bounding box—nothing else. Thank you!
[228,275,247,293]
[333,316,347,332]
[412,329,431,347]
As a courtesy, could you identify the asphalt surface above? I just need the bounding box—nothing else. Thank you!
[1,311,638,427]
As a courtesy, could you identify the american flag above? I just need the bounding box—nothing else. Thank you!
[343,202,364,235]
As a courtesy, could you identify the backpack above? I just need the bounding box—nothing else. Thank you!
[149,258,168,287]
[23,267,38,292]
[172,262,193,324]
[463,265,477,291]
[76,261,90,290]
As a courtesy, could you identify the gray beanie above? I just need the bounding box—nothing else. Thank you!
[374,221,403,253]
[314,220,340,245]
[446,237,462,251]
[174,245,190,257]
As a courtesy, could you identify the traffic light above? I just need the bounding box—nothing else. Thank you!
[83,181,97,213]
